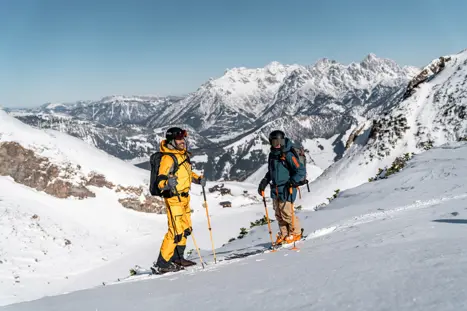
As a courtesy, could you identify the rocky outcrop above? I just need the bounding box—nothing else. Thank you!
[118,195,166,214]
[403,56,452,99]
[86,172,115,189]
[0,141,166,213]
[0,142,94,199]
[345,124,365,150]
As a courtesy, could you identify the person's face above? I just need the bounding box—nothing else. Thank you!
[174,138,186,150]
[271,137,282,149]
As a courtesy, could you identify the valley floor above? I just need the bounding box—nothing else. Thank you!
[2,142,467,310]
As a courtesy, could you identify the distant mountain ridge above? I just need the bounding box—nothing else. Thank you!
[9,53,421,181]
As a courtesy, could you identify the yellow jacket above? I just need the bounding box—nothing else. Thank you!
[157,140,201,194]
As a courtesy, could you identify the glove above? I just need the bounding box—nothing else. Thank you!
[286,179,299,189]
[184,227,192,237]
[162,176,178,191]
[258,178,269,196]
[198,176,206,188]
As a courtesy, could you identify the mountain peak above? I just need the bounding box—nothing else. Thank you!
[314,57,339,68]
[363,53,378,62]
[264,61,287,74]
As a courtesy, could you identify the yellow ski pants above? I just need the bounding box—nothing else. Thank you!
[158,195,192,265]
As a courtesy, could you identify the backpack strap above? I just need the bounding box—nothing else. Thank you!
[281,150,295,172]
[165,153,180,175]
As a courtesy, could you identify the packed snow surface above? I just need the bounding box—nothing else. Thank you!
[4,141,467,310]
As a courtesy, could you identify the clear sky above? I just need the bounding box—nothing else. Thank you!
[1,0,466,108]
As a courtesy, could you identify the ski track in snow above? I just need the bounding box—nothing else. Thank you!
[305,192,467,242]
[103,191,467,288]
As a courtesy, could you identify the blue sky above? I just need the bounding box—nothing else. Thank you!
[1,0,466,108]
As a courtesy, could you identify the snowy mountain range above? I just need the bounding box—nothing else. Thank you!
[9,53,420,181]
[307,49,467,206]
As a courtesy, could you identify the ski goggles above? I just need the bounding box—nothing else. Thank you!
[173,129,188,140]
[270,137,285,147]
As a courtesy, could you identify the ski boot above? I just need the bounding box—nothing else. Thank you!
[173,258,197,267]
[151,262,184,275]
[275,232,286,245]
[284,228,304,244]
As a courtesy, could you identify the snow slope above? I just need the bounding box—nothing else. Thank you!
[0,110,276,306]
[4,141,467,311]
[0,175,270,306]
[305,49,467,206]
[0,109,147,187]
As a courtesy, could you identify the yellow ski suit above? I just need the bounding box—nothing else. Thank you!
[155,140,201,268]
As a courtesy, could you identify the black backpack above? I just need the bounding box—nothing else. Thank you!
[149,152,179,196]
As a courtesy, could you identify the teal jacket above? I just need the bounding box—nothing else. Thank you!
[263,138,306,202]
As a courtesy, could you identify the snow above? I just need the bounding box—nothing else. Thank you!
[0,110,148,187]
[191,154,208,163]
[0,110,276,306]
[0,173,269,306]
[5,141,467,310]
[208,61,301,116]
[305,49,467,207]
[302,134,342,170]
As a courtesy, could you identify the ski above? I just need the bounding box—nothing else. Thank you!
[222,234,308,261]
[102,264,186,286]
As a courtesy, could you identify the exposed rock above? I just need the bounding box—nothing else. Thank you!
[0,141,166,213]
[0,142,94,199]
[403,56,452,99]
[118,194,165,214]
[115,185,143,196]
[86,172,114,189]
[44,178,94,199]
[345,124,366,149]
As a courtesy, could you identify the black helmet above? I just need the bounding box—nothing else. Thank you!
[268,130,285,148]
[166,127,187,142]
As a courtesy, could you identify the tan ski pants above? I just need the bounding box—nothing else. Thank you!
[273,199,302,236]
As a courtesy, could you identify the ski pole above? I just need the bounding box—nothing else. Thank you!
[289,187,298,251]
[190,233,205,269]
[202,185,217,264]
[261,191,276,251]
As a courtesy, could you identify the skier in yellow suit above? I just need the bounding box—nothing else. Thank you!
[152,127,206,274]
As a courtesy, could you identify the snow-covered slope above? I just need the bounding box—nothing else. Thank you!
[5,141,467,311]
[306,49,467,206]
[0,176,267,306]
[0,110,148,187]
[0,176,166,306]
[0,110,278,306]
[0,110,149,186]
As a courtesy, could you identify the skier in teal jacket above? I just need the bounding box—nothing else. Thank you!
[258,130,306,244]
